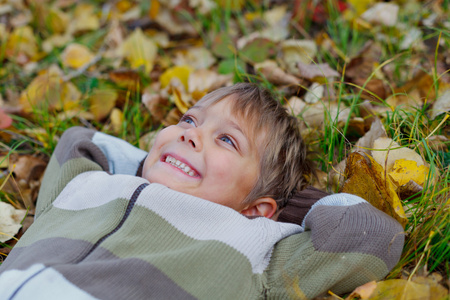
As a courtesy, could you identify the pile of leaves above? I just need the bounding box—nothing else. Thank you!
[0,0,449,298]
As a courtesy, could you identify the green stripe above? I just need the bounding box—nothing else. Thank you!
[17,198,129,248]
[266,233,389,298]
[100,205,263,299]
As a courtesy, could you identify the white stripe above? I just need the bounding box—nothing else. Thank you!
[0,264,97,300]
[92,132,147,175]
[53,172,148,210]
[302,193,367,228]
[137,183,303,274]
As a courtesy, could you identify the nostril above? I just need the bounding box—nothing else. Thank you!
[190,140,196,148]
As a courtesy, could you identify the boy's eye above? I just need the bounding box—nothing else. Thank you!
[219,135,235,148]
[180,115,195,126]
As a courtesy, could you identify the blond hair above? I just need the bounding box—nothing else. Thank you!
[195,83,311,208]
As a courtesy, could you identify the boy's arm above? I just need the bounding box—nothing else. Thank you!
[267,193,404,299]
[35,126,147,218]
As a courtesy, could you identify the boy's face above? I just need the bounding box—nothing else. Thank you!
[142,96,261,211]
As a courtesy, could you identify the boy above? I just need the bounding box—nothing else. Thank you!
[0,83,404,299]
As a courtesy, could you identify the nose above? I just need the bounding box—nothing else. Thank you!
[179,128,202,151]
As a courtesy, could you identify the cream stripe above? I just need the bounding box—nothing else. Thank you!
[0,264,97,300]
[53,172,148,210]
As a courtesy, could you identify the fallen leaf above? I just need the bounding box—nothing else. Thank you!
[346,280,377,299]
[110,108,123,134]
[430,89,450,119]
[347,0,375,16]
[42,34,73,53]
[295,61,340,81]
[19,65,82,113]
[304,82,324,103]
[45,7,69,34]
[281,39,317,73]
[398,180,423,201]
[5,25,39,63]
[109,69,141,92]
[121,28,158,74]
[340,152,408,227]
[255,60,301,86]
[361,3,399,27]
[372,137,425,172]
[160,65,193,91]
[89,88,119,121]
[388,159,429,187]
[162,107,183,126]
[70,3,100,33]
[154,7,197,36]
[211,32,235,59]
[188,69,232,94]
[0,108,13,129]
[299,101,351,128]
[354,118,387,155]
[61,43,95,69]
[0,202,27,243]
[240,37,276,64]
[173,47,216,70]
[217,58,246,75]
[142,92,170,124]
[368,278,448,300]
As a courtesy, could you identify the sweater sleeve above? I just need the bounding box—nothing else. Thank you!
[265,193,404,299]
[35,127,147,219]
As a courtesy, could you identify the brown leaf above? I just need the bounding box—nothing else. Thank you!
[109,69,141,92]
[255,60,301,86]
[346,281,377,299]
[340,152,408,227]
[188,69,232,94]
[142,92,170,124]
[354,118,387,155]
[295,61,339,80]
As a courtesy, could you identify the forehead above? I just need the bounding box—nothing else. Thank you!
[193,95,268,152]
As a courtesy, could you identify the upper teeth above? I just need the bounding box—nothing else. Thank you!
[165,156,196,177]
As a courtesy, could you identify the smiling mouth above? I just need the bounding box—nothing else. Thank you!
[165,156,197,177]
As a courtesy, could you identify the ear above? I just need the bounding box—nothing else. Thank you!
[240,197,277,219]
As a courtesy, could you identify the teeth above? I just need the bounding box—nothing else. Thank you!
[165,156,196,177]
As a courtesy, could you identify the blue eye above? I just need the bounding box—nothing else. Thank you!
[180,115,195,126]
[220,135,235,147]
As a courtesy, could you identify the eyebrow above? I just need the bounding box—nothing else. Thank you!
[189,105,251,150]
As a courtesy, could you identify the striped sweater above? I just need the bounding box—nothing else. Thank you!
[0,127,404,299]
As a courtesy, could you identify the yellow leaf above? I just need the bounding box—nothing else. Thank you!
[19,65,81,113]
[160,65,193,90]
[149,0,160,19]
[61,44,95,69]
[340,152,407,227]
[173,88,190,114]
[5,26,38,62]
[388,159,429,187]
[72,3,100,33]
[110,108,123,134]
[347,0,375,16]
[372,137,425,172]
[89,88,118,121]
[46,7,69,34]
[368,278,448,300]
[121,28,157,74]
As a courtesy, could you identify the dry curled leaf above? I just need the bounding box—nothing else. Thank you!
[340,152,407,227]
[295,61,340,81]
[255,60,301,86]
[0,202,27,243]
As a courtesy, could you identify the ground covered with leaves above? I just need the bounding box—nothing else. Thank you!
[0,0,449,299]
